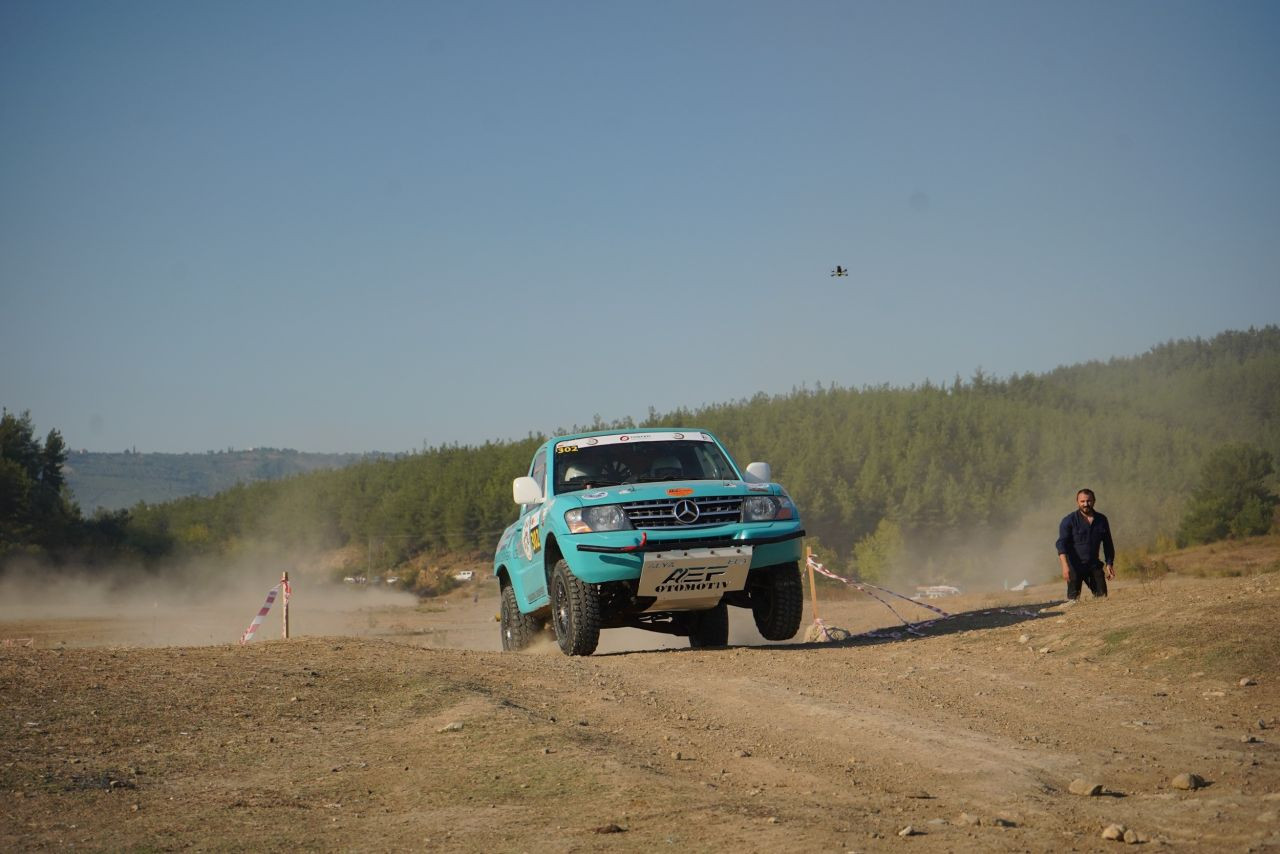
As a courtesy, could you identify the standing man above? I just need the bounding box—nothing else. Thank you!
[1056,488,1116,603]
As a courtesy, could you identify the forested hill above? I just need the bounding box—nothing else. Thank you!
[102,327,1280,585]
[64,448,384,512]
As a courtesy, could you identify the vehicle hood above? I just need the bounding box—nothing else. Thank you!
[557,479,786,506]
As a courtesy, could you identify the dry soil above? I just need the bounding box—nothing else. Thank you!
[2,564,1278,852]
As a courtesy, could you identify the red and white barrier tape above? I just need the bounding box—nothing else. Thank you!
[807,555,948,629]
[806,554,1036,642]
[240,580,290,645]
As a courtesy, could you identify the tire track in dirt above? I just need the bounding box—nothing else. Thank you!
[3,573,1279,851]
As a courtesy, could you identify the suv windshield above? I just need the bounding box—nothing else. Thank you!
[555,439,739,494]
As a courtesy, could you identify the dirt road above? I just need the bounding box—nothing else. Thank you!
[3,570,1278,851]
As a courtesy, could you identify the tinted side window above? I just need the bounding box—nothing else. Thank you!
[693,444,736,479]
[522,451,547,515]
[530,453,546,493]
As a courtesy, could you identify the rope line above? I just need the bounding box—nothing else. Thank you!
[805,553,1038,642]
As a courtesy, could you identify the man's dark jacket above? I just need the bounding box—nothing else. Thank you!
[1056,510,1115,571]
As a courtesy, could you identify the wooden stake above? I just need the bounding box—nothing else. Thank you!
[805,545,820,623]
[281,571,290,640]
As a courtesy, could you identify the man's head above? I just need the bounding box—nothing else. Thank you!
[1076,489,1096,515]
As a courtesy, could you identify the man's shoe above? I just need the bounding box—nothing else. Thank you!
[1061,598,1078,608]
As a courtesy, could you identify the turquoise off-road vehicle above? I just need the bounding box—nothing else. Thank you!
[492,429,805,656]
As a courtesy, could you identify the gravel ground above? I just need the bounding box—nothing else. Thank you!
[2,567,1278,852]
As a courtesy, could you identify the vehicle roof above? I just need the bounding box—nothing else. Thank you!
[544,427,716,444]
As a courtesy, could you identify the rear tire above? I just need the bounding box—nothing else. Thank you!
[750,562,803,641]
[688,601,729,648]
[500,582,544,651]
[550,560,601,656]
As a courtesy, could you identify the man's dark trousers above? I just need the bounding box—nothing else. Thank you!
[1068,561,1108,599]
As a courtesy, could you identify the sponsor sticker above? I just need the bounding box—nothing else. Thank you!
[666,487,694,497]
[554,432,713,451]
[520,514,542,560]
[585,490,609,500]
[638,548,752,599]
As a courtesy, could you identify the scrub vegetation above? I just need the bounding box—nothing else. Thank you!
[3,326,1278,588]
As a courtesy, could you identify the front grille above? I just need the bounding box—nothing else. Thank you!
[621,495,743,529]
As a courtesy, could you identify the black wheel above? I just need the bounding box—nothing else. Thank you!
[688,601,729,648]
[750,562,803,641]
[550,560,601,656]
[500,582,545,651]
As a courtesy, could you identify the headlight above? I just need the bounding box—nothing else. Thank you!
[742,495,796,522]
[565,505,632,533]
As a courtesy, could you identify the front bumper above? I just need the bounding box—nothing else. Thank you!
[577,529,805,553]
[564,523,805,584]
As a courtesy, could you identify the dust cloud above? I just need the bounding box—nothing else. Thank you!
[0,551,419,649]
[0,502,1071,653]
[880,505,1065,595]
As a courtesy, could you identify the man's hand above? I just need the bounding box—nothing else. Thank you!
[1105,564,1116,580]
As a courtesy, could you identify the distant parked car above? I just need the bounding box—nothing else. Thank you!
[493,428,805,656]
[912,585,961,600]
[454,570,475,581]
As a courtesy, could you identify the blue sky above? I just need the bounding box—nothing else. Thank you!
[3,0,1278,453]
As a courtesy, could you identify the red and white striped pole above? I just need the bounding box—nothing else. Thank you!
[240,574,293,645]
[240,586,279,645]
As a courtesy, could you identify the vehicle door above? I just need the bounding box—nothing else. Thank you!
[509,447,551,609]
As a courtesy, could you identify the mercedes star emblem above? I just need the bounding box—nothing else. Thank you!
[673,499,700,524]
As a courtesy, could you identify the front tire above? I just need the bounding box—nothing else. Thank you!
[500,582,545,651]
[750,562,803,641]
[550,560,601,656]
[688,601,729,648]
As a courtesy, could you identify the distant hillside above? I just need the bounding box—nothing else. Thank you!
[32,326,1279,589]
[63,448,386,512]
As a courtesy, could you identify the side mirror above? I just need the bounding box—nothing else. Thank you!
[512,476,544,505]
[744,462,772,483]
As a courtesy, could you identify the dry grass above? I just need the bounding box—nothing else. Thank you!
[1159,534,1280,577]
[1105,537,1279,677]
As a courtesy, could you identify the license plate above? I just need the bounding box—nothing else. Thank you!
[638,547,753,599]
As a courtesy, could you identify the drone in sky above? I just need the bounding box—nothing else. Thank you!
[830,265,848,277]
